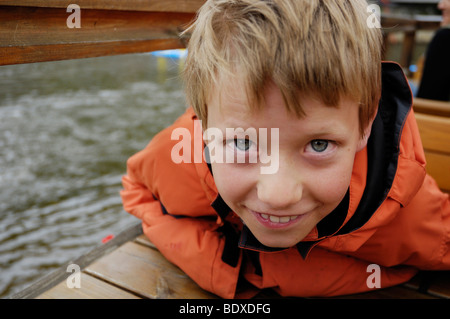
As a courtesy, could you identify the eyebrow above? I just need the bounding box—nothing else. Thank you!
[214,114,255,130]
[301,123,352,141]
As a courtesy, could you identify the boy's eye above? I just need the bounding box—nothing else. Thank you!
[234,138,252,151]
[310,140,328,152]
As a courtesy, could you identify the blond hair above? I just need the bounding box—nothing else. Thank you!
[182,0,383,136]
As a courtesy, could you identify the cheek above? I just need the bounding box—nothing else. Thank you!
[310,160,354,207]
[211,163,249,207]
[318,175,350,203]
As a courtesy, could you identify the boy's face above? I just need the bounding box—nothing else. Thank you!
[206,79,364,248]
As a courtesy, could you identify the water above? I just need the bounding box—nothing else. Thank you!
[0,53,187,298]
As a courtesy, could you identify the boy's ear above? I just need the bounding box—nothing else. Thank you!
[356,111,377,152]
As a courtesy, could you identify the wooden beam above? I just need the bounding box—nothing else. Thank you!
[381,13,442,30]
[0,39,186,65]
[0,0,205,13]
[12,223,144,299]
[415,112,450,192]
[380,14,441,70]
[414,97,450,117]
[0,6,195,65]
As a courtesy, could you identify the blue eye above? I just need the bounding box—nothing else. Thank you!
[310,140,328,152]
[234,139,252,151]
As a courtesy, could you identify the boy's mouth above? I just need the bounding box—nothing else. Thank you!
[259,213,299,223]
[247,209,305,229]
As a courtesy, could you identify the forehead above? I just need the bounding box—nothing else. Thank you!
[207,75,287,124]
[207,73,251,111]
[206,78,360,137]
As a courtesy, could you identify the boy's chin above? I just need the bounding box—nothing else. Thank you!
[242,213,317,248]
[252,231,309,249]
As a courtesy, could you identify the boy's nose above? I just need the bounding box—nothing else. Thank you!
[256,164,303,210]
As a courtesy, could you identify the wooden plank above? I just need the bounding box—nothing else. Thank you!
[1,39,184,65]
[12,223,143,299]
[404,271,450,299]
[329,285,436,299]
[423,152,450,192]
[0,7,193,46]
[36,272,140,299]
[381,13,442,30]
[400,30,415,71]
[381,14,417,30]
[84,241,217,299]
[423,272,450,299]
[0,0,205,13]
[414,98,450,118]
[415,113,450,154]
[414,112,450,192]
[0,6,194,65]
[134,234,157,249]
[415,14,443,30]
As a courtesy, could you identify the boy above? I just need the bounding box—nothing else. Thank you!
[121,0,450,298]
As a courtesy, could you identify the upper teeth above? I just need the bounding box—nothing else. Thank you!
[260,213,298,223]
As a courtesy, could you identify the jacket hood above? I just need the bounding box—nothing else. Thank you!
[205,62,427,260]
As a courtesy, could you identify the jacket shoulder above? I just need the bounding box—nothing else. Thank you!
[127,107,217,217]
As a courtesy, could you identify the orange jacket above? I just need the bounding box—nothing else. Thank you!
[121,62,450,298]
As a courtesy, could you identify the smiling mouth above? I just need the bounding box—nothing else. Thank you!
[247,207,310,229]
[259,213,299,224]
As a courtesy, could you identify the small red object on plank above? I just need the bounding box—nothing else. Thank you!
[102,234,115,244]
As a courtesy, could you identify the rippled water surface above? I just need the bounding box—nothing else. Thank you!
[0,53,187,298]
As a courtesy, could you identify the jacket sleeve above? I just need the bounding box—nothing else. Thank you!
[120,109,242,298]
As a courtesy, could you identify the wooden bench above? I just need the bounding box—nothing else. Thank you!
[413,98,450,193]
[414,97,450,118]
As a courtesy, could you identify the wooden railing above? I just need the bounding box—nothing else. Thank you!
[381,13,442,72]
[413,98,450,193]
[0,0,203,65]
[414,97,450,117]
